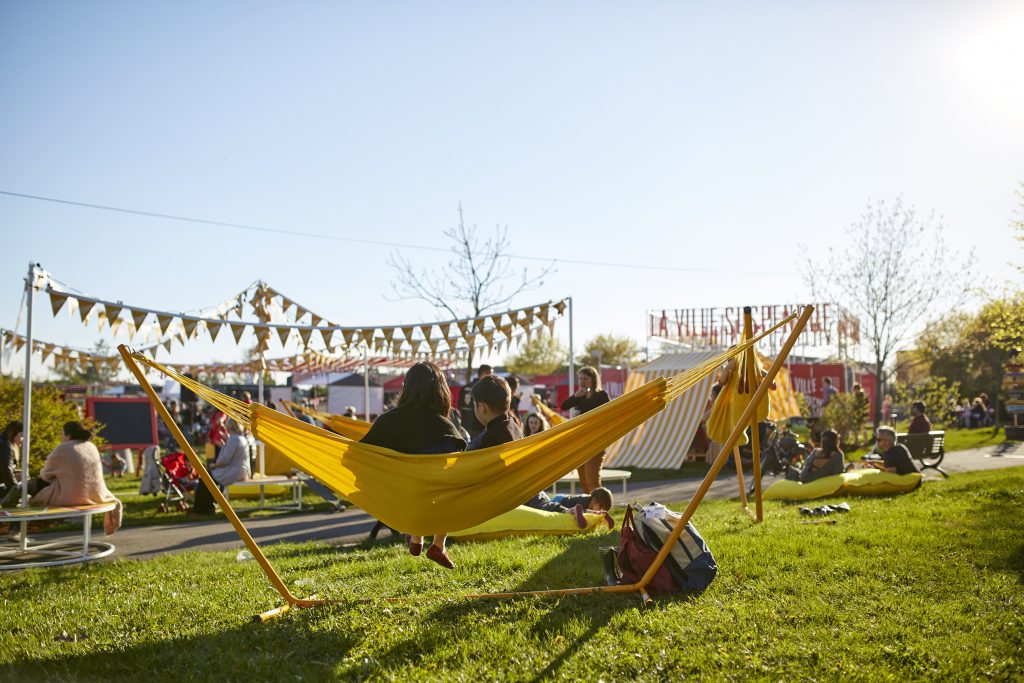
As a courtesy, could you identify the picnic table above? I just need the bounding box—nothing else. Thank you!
[549,468,632,500]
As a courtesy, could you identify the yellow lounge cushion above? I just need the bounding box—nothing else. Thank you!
[763,469,923,501]
[449,505,609,541]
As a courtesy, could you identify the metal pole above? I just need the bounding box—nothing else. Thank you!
[744,307,764,522]
[363,344,370,421]
[20,263,36,512]
[567,297,575,398]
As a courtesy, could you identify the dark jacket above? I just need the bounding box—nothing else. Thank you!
[882,443,919,475]
[907,415,931,434]
[360,406,467,455]
[799,449,845,483]
[0,436,16,493]
[561,390,610,415]
[468,414,523,451]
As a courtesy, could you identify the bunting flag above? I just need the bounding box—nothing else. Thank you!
[131,309,149,330]
[230,322,246,343]
[50,291,69,316]
[182,317,199,339]
[298,327,313,348]
[207,320,223,342]
[276,326,292,347]
[77,299,96,323]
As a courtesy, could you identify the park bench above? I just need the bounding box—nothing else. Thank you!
[549,468,632,500]
[0,501,117,570]
[898,431,947,478]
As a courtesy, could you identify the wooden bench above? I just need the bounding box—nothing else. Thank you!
[0,502,117,570]
[549,469,632,500]
[898,431,947,477]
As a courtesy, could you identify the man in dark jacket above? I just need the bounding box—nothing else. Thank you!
[460,364,493,439]
[870,427,920,475]
[467,374,521,450]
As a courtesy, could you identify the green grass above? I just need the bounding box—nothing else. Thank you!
[1,468,1021,681]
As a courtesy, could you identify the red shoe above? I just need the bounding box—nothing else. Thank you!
[406,535,422,557]
[426,544,455,569]
[573,504,587,529]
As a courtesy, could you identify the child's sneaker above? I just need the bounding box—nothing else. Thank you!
[572,504,587,529]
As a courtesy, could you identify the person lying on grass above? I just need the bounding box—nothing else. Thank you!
[522,486,615,529]
[861,426,920,475]
[359,361,467,568]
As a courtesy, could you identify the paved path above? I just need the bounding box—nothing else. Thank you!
[29,441,1024,561]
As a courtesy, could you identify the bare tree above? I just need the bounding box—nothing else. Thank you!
[807,198,976,428]
[388,205,554,381]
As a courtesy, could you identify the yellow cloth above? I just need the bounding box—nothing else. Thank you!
[706,347,770,445]
[531,395,566,425]
[449,505,608,540]
[129,315,792,536]
[282,400,371,440]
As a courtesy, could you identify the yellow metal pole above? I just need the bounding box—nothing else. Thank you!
[634,305,814,591]
[744,308,764,523]
[117,345,321,609]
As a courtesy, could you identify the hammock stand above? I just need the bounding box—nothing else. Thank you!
[116,305,812,621]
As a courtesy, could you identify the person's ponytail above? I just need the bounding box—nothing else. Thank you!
[63,421,93,442]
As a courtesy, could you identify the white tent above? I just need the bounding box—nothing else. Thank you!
[327,373,383,416]
[605,351,720,469]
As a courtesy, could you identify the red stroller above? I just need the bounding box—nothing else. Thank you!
[157,452,197,513]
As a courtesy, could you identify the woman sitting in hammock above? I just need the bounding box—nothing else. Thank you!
[359,361,467,569]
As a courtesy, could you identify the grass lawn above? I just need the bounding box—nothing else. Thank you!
[1,468,1021,681]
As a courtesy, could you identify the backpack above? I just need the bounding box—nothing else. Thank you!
[617,503,717,593]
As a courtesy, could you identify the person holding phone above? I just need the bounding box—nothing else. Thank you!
[560,366,610,493]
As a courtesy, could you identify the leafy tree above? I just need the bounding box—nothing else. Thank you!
[505,335,566,376]
[576,334,641,368]
[806,198,975,428]
[388,205,554,381]
[819,393,862,448]
[0,375,105,474]
[890,376,963,428]
[50,341,119,385]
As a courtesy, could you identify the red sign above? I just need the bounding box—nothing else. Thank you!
[787,364,876,418]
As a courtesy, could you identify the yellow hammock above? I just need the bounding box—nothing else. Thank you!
[126,317,791,536]
[280,400,371,440]
[530,394,567,426]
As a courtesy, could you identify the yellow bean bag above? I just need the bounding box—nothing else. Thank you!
[763,469,923,501]
[449,505,610,541]
[227,475,295,498]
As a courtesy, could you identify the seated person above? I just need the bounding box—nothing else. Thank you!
[524,412,548,437]
[907,401,931,434]
[29,421,122,534]
[790,429,846,483]
[468,375,523,450]
[523,486,614,528]
[360,361,467,568]
[192,419,253,514]
[865,426,920,475]
[0,420,23,501]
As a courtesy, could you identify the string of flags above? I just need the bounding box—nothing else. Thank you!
[30,273,567,363]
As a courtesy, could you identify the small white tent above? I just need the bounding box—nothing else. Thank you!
[327,373,383,416]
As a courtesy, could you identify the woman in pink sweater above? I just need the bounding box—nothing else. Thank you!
[31,422,122,534]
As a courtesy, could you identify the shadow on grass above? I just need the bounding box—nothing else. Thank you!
[0,618,360,681]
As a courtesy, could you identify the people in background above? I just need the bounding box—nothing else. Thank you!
[343,406,358,419]
[881,393,894,426]
[505,374,523,428]
[793,429,846,483]
[561,366,610,492]
[191,419,253,514]
[523,486,614,529]
[970,398,986,429]
[867,427,920,475]
[962,399,973,429]
[360,361,467,567]
[208,411,228,457]
[524,412,548,437]
[821,377,838,409]
[29,422,122,534]
[908,401,932,434]
[0,420,24,500]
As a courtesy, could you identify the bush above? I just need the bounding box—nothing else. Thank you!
[819,393,864,447]
[0,375,105,475]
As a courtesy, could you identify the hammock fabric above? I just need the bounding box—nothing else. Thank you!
[706,347,770,445]
[282,400,371,440]
[130,318,789,536]
[531,395,567,426]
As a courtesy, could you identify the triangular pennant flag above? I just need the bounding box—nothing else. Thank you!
[49,290,68,316]
[456,320,469,338]
[163,339,174,353]
[40,343,54,363]
[382,328,395,344]
[182,317,199,339]
[554,300,567,315]
[474,318,486,334]
[537,304,550,323]
[280,298,293,315]
[490,314,503,329]
[409,339,422,356]
[419,324,432,340]
[447,337,459,353]
[547,319,557,336]
[502,324,516,341]
[361,328,375,345]
[374,338,386,353]
[310,314,322,328]
[276,326,292,347]
[156,314,173,336]
[438,322,451,338]
[294,306,307,322]
[105,303,123,324]
[131,309,149,331]
[12,337,25,352]
[401,326,415,342]
[230,322,246,344]
[206,320,223,342]
[521,309,534,325]
[107,358,120,373]
[341,329,355,346]
[298,327,313,348]
[427,338,440,355]
[79,298,98,323]
[481,328,495,347]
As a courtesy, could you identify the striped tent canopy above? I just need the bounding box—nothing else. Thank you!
[605,351,805,469]
[605,351,720,470]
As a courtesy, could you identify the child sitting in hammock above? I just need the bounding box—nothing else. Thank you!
[360,361,467,569]
[523,487,615,529]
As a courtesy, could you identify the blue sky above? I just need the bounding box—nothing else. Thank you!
[1,2,1022,376]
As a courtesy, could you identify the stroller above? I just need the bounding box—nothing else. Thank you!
[157,452,197,513]
[748,422,808,494]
